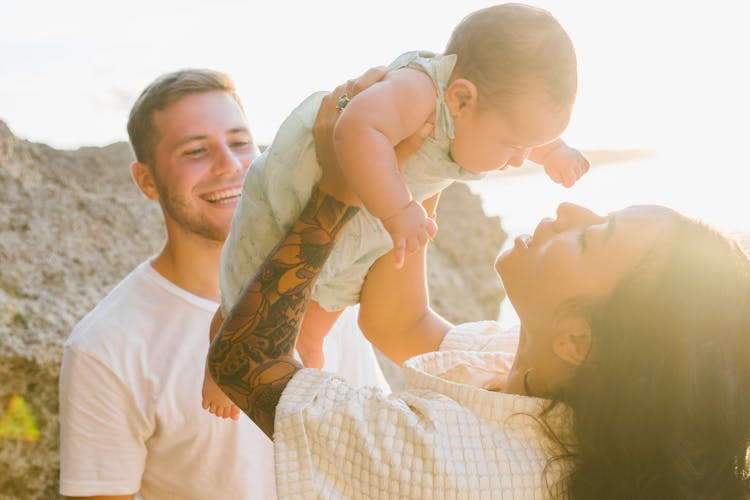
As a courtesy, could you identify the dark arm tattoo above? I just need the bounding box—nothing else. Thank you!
[207,187,359,438]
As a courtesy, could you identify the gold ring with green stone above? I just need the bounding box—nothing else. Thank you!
[336,94,350,112]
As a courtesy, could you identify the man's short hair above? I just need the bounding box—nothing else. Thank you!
[127,69,243,165]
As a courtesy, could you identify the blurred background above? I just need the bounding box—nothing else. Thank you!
[2,0,749,324]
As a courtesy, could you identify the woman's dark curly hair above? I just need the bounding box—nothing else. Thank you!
[552,210,750,499]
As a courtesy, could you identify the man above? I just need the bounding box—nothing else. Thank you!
[58,69,389,499]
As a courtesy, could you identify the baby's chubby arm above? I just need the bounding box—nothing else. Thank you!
[529,138,590,188]
[334,68,438,267]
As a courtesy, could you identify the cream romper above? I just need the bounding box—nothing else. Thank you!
[219,51,484,315]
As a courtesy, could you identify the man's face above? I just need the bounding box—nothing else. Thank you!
[149,91,259,242]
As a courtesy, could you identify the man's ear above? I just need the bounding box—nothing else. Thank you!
[131,161,159,201]
[552,315,592,366]
[444,78,478,117]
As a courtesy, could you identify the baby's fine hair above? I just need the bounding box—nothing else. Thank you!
[445,3,577,112]
[127,69,244,165]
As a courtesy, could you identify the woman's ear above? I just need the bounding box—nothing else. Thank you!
[552,315,592,366]
[131,161,159,201]
[444,78,478,116]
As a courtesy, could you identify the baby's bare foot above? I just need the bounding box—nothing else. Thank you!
[202,366,241,420]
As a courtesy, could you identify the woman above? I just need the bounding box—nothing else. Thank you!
[207,84,750,498]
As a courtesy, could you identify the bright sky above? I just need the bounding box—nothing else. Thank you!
[1,0,748,155]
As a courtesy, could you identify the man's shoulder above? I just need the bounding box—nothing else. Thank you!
[65,261,160,353]
[65,259,217,364]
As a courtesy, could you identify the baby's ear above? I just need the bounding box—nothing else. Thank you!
[444,79,478,115]
[552,315,591,366]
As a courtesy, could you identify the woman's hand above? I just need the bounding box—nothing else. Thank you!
[314,67,387,206]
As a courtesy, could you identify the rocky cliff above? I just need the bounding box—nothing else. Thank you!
[0,121,506,498]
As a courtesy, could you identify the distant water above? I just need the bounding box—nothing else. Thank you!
[468,153,750,326]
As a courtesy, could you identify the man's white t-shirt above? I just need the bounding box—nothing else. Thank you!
[59,260,390,499]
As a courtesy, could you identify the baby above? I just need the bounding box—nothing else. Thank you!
[203,3,589,417]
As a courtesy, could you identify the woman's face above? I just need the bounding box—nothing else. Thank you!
[496,203,673,336]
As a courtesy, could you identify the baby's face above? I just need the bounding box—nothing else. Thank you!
[450,94,570,173]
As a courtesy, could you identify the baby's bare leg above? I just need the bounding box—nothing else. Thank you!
[296,301,343,369]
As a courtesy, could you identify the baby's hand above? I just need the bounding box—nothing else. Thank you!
[381,201,438,269]
[542,144,590,188]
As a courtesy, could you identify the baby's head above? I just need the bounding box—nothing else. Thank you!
[444,3,577,172]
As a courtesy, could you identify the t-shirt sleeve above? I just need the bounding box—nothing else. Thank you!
[59,347,150,496]
[438,321,520,353]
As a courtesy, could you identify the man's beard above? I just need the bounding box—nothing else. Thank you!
[156,182,228,243]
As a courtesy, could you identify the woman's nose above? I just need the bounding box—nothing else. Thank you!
[555,202,604,228]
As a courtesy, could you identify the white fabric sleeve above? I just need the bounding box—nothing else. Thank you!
[59,348,150,496]
[274,369,400,498]
[438,321,520,353]
[275,369,478,498]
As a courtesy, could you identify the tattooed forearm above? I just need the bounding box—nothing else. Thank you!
[208,187,359,438]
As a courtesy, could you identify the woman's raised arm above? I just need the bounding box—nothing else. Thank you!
[358,192,453,365]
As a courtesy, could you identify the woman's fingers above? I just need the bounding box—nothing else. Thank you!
[314,66,391,206]
[348,66,388,96]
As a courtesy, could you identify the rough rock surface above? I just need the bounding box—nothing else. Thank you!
[0,121,164,499]
[0,120,505,498]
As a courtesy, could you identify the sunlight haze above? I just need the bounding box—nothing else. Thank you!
[2,0,748,155]
[2,0,750,329]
